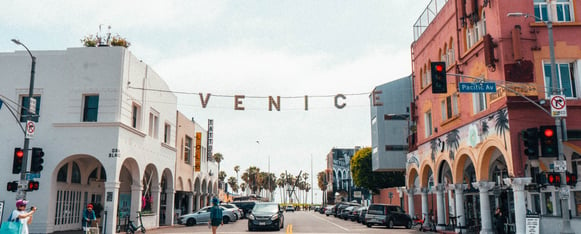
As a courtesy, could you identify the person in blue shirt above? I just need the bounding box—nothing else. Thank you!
[208,197,223,234]
[82,204,97,232]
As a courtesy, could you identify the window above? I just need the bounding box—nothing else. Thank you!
[148,111,159,138]
[164,123,171,144]
[448,42,455,64]
[71,162,81,184]
[20,96,41,122]
[466,28,473,49]
[57,164,68,182]
[480,11,487,36]
[83,95,99,122]
[535,0,573,22]
[473,92,487,113]
[543,62,577,98]
[184,136,192,164]
[441,93,459,121]
[131,103,141,128]
[424,110,432,137]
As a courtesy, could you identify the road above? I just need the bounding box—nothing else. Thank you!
[146,210,423,234]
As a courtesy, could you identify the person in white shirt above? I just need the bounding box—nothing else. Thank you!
[10,199,37,234]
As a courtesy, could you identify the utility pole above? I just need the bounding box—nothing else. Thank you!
[11,39,36,201]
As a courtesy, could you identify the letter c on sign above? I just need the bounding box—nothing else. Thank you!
[334,94,346,109]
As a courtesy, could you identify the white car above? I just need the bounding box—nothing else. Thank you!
[178,206,237,226]
[221,204,243,220]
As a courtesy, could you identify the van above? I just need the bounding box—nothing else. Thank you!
[365,204,412,229]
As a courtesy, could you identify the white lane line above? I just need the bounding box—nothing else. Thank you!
[307,212,350,232]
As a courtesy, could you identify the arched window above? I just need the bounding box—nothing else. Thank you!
[57,163,68,182]
[449,38,455,64]
[71,162,81,184]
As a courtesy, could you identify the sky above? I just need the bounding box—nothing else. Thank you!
[2,0,428,203]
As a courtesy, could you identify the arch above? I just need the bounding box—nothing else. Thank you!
[194,177,201,193]
[213,181,219,194]
[202,179,207,194]
[452,147,477,183]
[187,178,193,192]
[177,177,184,191]
[208,181,213,195]
[476,137,511,181]
[407,166,420,188]
[419,161,434,188]
[437,159,453,185]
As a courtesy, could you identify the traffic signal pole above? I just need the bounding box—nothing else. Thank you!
[12,39,36,201]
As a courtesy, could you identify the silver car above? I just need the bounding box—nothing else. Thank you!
[178,206,237,226]
[221,204,243,220]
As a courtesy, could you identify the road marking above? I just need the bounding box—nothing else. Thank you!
[307,212,349,232]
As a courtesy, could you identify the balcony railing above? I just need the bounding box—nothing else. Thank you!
[413,0,448,41]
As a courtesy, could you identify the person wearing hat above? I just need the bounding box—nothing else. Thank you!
[208,197,223,234]
[10,199,37,234]
[82,204,97,233]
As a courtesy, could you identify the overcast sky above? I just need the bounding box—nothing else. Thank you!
[2,0,428,203]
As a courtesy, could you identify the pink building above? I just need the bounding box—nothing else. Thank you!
[405,0,581,233]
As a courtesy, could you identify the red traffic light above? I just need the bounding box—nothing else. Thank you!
[544,128,554,137]
[16,149,23,158]
[27,181,39,191]
[435,64,444,72]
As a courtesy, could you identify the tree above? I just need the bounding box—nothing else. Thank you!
[227,176,239,193]
[317,171,328,192]
[350,147,405,194]
[213,153,224,174]
[276,178,285,203]
[240,182,246,193]
[218,171,227,182]
[241,166,260,194]
[234,165,240,182]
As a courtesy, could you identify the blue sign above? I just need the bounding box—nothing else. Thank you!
[26,173,40,180]
[459,82,497,93]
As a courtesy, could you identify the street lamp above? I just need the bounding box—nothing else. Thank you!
[507,11,574,234]
[11,39,37,200]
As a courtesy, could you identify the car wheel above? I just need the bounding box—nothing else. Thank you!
[326,214,329,216]
[387,219,394,229]
[366,223,372,228]
[186,218,196,226]
[406,220,412,229]
[223,216,230,224]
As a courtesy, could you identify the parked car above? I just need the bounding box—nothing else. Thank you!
[285,205,295,212]
[357,206,368,224]
[340,206,356,220]
[220,204,241,221]
[365,204,412,229]
[231,201,257,218]
[178,206,237,226]
[247,202,285,231]
[321,205,332,214]
[350,206,364,221]
[313,206,321,212]
[334,202,359,217]
[325,205,334,216]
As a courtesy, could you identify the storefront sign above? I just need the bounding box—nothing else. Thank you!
[525,217,539,234]
[195,132,202,172]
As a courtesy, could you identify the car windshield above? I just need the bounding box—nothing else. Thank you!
[253,204,279,213]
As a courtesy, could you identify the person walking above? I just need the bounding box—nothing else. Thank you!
[10,199,37,234]
[494,207,506,234]
[208,197,223,234]
[82,204,97,233]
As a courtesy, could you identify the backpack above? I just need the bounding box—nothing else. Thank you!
[210,206,223,221]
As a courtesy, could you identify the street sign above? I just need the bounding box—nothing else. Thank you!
[560,187,570,199]
[550,95,567,117]
[26,120,35,138]
[29,98,37,114]
[459,82,497,93]
[526,217,540,234]
[26,173,40,180]
[353,191,362,198]
[554,160,567,172]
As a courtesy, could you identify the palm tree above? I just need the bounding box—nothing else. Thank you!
[304,183,311,206]
[495,109,510,150]
[446,129,460,161]
[234,165,240,182]
[276,178,285,203]
[218,171,227,182]
[430,139,438,162]
[240,182,246,194]
[213,153,224,175]
[227,176,239,193]
[481,120,489,137]
[242,166,260,194]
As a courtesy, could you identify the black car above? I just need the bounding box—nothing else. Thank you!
[357,207,368,224]
[365,204,412,229]
[247,202,285,231]
[231,201,257,219]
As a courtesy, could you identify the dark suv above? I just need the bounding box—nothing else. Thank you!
[365,204,412,229]
[247,202,284,231]
[231,201,257,219]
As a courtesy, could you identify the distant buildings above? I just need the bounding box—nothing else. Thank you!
[326,147,364,204]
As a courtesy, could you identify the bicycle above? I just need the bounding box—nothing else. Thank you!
[126,211,146,234]
[412,214,424,231]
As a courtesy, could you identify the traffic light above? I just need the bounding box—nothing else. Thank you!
[522,127,539,159]
[547,172,561,186]
[27,180,39,191]
[30,147,45,173]
[13,148,24,174]
[540,125,558,157]
[6,181,18,192]
[566,172,577,186]
[431,61,447,94]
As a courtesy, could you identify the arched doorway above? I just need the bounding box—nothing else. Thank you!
[52,155,106,232]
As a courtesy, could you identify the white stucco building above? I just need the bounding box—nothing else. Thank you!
[0,46,179,233]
